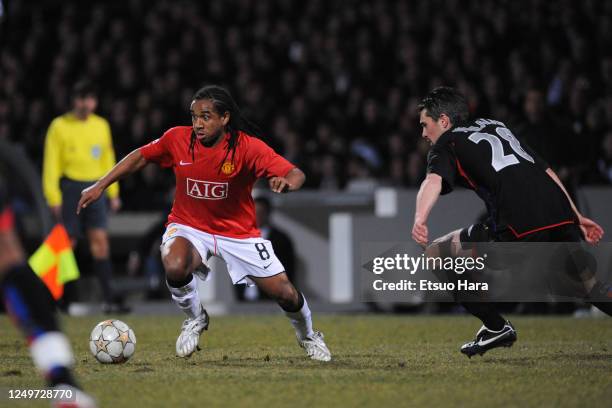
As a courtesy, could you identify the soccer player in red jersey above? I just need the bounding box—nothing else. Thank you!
[77,85,331,361]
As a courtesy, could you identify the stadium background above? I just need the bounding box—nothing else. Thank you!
[2,0,612,309]
[1,2,612,408]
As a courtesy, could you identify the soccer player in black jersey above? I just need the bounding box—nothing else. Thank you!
[412,87,610,357]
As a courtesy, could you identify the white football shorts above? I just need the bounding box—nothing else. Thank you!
[161,222,285,285]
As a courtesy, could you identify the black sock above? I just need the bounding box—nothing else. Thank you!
[279,291,304,313]
[0,263,59,338]
[47,366,77,388]
[166,273,193,288]
[1,265,79,389]
[461,302,506,331]
[588,282,612,316]
[93,259,114,303]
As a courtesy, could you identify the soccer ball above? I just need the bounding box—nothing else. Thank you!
[89,319,136,364]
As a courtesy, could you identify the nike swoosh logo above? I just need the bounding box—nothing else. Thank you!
[263,263,272,269]
[179,160,192,166]
[476,330,511,347]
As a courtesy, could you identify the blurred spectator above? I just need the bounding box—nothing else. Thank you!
[125,213,169,299]
[514,88,572,170]
[1,0,612,201]
[585,130,612,184]
[345,155,378,193]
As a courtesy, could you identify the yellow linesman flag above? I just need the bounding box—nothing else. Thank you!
[28,224,80,300]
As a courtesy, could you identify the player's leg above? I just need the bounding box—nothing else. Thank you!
[0,211,96,406]
[250,272,331,361]
[426,225,516,357]
[552,224,612,316]
[162,235,203,317]
[248,272,311,339]
[86,228,118,310]
[432,226,503,330]
[81,185,127,313]
[161,230,210,357]
[218,235,330,361]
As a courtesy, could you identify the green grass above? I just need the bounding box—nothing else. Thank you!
[1,314,611,408]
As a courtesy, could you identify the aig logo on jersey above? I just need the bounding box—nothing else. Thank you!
[186,178,228,200]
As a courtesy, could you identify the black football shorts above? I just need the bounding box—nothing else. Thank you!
[60,177,108,238]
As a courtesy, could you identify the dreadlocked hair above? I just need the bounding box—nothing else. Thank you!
[189,85,261,173]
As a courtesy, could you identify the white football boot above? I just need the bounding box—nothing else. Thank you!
[299,331,332,362]
[176,307,210,358]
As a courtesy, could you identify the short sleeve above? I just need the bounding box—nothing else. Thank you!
[426,143,457,195]
[140,130,174,168]
[245,136,295,178]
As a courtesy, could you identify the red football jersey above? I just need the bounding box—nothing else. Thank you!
[140,126,295,238]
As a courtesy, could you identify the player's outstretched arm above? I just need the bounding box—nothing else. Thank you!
[545,168,604,244]
[269,168,305,193]
[413,173,442,247]
[77,149,149,214]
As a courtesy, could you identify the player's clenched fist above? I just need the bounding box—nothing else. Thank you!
[578,215,604,245]
[77,183,104,214]
[412,221,429,247]
[269,177,291,193]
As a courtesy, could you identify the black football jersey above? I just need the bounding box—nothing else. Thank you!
[427,118,576,238]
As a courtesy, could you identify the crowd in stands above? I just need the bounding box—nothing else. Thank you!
[2,0,612,210]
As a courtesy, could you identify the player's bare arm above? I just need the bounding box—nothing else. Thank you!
[77,149,149,214]
[545,168,604,244]
[412,172,443,247]
[269,167,306,193]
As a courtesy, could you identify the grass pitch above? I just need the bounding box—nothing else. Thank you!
[1,314,611,408]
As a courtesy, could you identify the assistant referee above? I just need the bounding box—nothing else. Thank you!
[43,80,126,313]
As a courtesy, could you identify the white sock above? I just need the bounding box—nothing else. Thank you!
[30,332,75,373]
[283,294,314,341]
[244,285,259,301]
[167,276,202,319]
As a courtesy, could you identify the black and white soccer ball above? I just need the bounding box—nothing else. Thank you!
[89,319,136,364]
